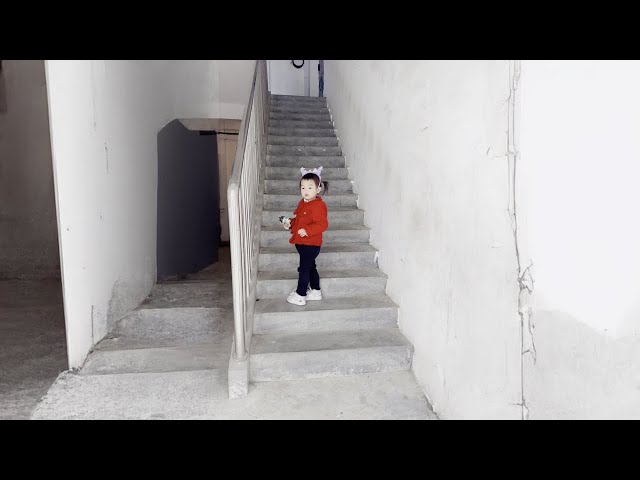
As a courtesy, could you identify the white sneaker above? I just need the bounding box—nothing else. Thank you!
[306,288,322,300]
[286,291,307,306]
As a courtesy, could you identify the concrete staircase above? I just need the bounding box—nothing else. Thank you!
[250,94,413,382]
[75,95,414,394]
[78,256,234,377]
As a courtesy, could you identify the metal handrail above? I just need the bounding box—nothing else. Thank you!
[227,60,269,360]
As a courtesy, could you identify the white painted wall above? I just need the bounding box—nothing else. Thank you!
[309,60,320,97]
[0,60,59,279]
[169,60,254,119]
[325,60,522,419]
[46,60,171,367]
[517,60,640,419]
[268,60,319,96]
[46,60,255,368]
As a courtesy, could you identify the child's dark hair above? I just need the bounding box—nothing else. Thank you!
[300,173,329,195]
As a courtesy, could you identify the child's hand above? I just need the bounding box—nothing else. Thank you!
[298,228,308,237]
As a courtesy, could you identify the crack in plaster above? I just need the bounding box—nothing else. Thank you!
[506,60,535,420]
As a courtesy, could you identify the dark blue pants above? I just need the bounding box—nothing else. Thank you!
[295,244,321,296]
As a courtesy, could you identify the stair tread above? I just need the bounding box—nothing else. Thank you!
[270,107,328,110]
[255,295,398,315]
[93,307,233,351]
[140,282,232,309]
[263,206,361,212]
[270,113,331,118]
[92,340,219,354]
[265,179,351,183]
[268,128,336,133]
[264,193,356,198]
[80,342,227,376]
[261,224,369,232]
[266,155,344,158]
[260,244,377,254]
[271,107,329,111]
[266,166,346,172]
[251,329,409,355]
[272,94,326,100]
[258,268,387,280]
[268,144,338,148]
[268,136,337,141]
[269,118,335,126]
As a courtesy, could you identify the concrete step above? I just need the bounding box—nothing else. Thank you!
[249,329,412,382]
[267,145,342,156]
[269,127,336,137]
[140,281,232,310]
[268,135,339,147]
[269,119,334,130]
[264,194,357,209]
[260,224,370,247]
[270,105,330,114]
[262,207,364,227]
[266,155,345,168]
[254,295,398,334]
[80,343,226,376]
[97,307,232,350]
[271,94,327,104]
[263,193,358,212]
[270,112,331,122]
[259,244,378,271]
[266,167,348,180]
[265,179,353,194]
[256,268,388,299]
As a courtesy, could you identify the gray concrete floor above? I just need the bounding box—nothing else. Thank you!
[0,278,68,420]
[29,247,437,420]
[31,369,436,420]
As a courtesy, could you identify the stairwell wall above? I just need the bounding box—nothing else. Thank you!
[324,60,522,419]
[46,60,255,368]
[516,60,640,419]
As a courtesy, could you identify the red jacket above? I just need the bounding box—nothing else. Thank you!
[289,197,329,246]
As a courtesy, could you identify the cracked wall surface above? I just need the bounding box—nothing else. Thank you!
[325,61,522,419]
[517,60,640,419]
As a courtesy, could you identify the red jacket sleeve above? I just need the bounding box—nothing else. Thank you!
[289,204,300,232]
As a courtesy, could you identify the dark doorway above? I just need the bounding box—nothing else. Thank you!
[157,120,220,282]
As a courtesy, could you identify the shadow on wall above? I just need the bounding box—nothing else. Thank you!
[156,120,220,282]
